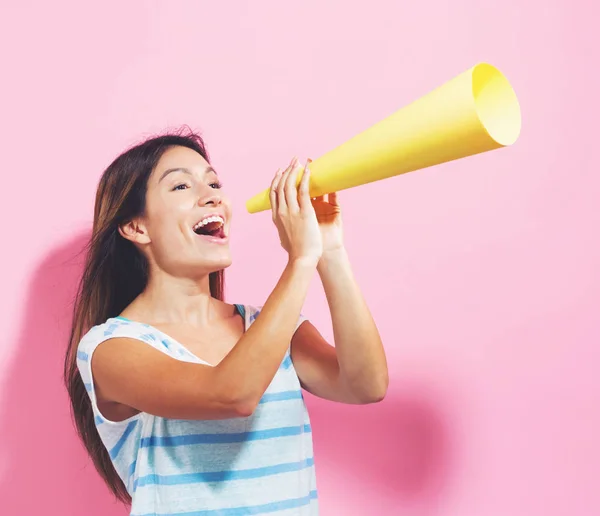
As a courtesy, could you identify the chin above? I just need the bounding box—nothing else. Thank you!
[211,258,233,272]
[203,253,233,273]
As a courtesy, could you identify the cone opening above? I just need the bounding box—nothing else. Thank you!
[472,63,521,146]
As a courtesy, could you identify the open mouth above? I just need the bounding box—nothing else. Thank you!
[193,215,227,239]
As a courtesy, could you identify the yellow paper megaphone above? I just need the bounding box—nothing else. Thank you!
[246,62,521,213]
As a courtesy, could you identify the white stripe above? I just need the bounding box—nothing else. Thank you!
[132,467,317,515]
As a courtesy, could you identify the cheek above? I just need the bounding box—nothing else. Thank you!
[149,222,190,264]
[146,194,189,231]
[223,199,233,220]
[146,210,188,246]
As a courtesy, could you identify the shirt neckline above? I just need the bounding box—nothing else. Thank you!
[110,304,247,368]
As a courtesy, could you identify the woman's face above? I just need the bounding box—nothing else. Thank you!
[139,145,233,277]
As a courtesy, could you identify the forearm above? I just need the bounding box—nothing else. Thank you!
[216,257,317,411]
[317,248,388,401]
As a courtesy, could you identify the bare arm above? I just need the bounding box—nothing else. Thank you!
[291,247,388,404]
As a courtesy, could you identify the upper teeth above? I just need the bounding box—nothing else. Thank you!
[194,215,224,230]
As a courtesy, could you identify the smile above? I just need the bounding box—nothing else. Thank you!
[192,214,228,243]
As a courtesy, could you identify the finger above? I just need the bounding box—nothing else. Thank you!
[329,191,339,206]
[269,169,282,216]
[284,159,301,212]
[298,160,312,211]
[277,157,296,213]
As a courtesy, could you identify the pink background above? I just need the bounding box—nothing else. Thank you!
[1,1,598,515]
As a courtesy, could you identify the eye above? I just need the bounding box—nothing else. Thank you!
[210,181,223,189]
[172,183,190,191]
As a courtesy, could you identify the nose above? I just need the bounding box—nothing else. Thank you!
[199,191,222,207]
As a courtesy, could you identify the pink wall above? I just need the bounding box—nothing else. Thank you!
[1,1,598,515]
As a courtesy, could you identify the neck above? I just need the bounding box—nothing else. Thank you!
[126,267,222,327]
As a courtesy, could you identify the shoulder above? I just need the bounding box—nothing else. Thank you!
[78,317,144,353]
[76,317,170,372]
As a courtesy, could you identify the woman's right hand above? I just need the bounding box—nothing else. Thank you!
[270,157,323,265]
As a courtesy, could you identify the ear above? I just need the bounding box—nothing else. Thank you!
[118,218,151,245]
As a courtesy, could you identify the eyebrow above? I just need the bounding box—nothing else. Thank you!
[158,166,218,182]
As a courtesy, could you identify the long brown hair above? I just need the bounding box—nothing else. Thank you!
[63,128,224,504]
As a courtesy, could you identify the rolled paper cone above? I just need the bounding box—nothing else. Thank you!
[246,62,521,213]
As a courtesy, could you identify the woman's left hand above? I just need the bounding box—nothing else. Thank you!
[311,191,344,254]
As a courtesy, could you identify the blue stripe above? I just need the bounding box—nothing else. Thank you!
[140,424,312,449]
[109,420,138,459]
[77,350,89,362]
[259,390,302,404]
[280,355,293,370]
[132,489,317,516]
[234,304,246,319]
[84,382,92,392]
[134,458,314,491]
[113,316,151,327]
[104,322,119,336]
[94,415,104,425]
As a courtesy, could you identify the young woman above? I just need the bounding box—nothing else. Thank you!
[64,129,388,515]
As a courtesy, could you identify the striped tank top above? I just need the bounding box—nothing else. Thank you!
[76,304,319,515]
